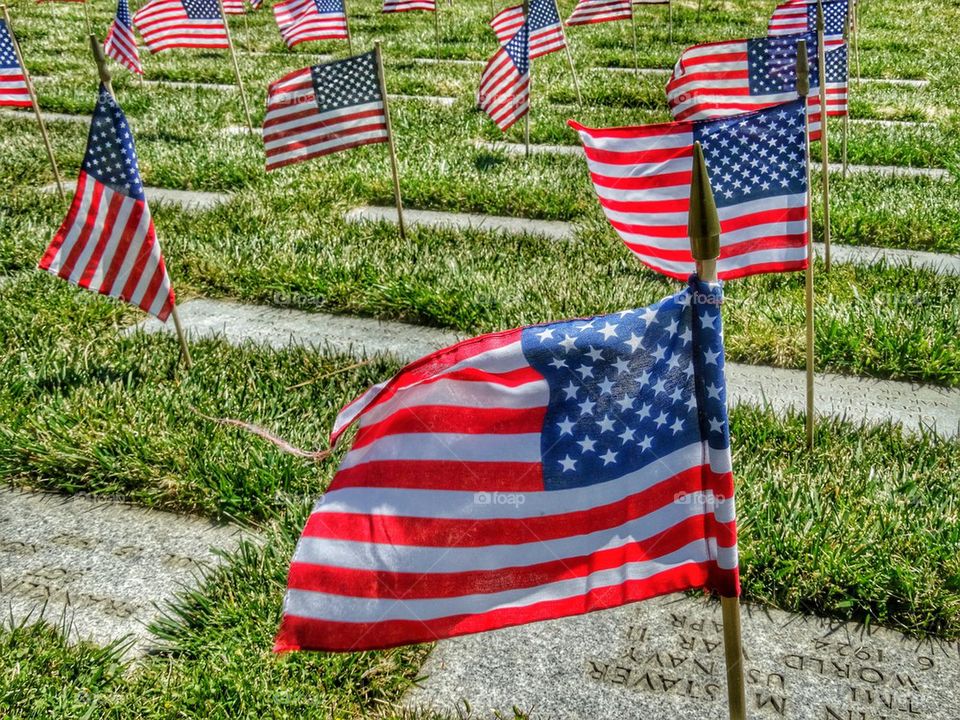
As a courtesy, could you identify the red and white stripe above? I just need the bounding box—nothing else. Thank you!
[0,69,30,107]
[275,322,737,652]
[666,39,827,141]
[38,173,175,320]
[491,5,524,43]
[478,42,529,131]
[491,5,566,59]
[768,0,845,49]
[133,0,229,53]
[273,0,348,48]
[382,0,434,12]
[222,0,246,13]
[263,66,388,171]
[569,117,809,281]
[104,22,143,75]
[566,0,631,26]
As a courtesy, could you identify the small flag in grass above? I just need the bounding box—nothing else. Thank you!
[222,0,248,14]
[478,21,529,131]
[491,0,565,59]
[768,0,847,49]
[134,0,229,54]
[263,50,388,171]
[565,0,632,27]
[570,99,810,281]
[39,86,176,321]
[382,0,434,12]
[0,19,30,107]
[273,0,348,49]
[104,0,143,75]
[274,277,739,652]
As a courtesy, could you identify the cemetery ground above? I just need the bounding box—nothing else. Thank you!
[1,0,959,716]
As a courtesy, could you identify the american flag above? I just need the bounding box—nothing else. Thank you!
[479,21,529,131]
[273,0,348,48]
[38,86,175,321]
[0,20,30,108]
[133,0,229,54]
[821,40,847,117]
[665,35,844,140]
[382,0,434,12]
[222,0,247,14]
[274,277,739,652]
[263,51,388,171]
[566,0,632,26]
[570,99,809,281]
[491,0,565,60]
[104,0,143,75]
[768,0,846,49]
[250,0,263,9]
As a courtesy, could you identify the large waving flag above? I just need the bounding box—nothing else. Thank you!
[104,0,143,75]
[263,51,388,171]
[491,0,565,59]
[0,19,30,107]
[570,99,809,281]
[273,0,348,48]
[768,0,846,49]
[39,86,176,321]
[275,277,739,652]
[133,0,229,54]
[478,21,530,131]
[566,0,631,26]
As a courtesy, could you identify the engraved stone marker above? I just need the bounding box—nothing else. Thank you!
[0,488,254,656]
[405,593,960,719]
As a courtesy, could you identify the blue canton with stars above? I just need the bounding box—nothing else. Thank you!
[182,0,223,19]
[804,0,847,36]
[82,85,146,201]
[746,34,818,96]
[825,42,847,84]
[521,278,729,491]
[115,0,134,28]
[529,0,561,30]
[504,19,529,75]
[694,98,807,207]
[310,51,382,113]
[312,0,345,14]
[0,20,22,70]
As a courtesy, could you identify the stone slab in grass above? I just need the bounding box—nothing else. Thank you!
[822,244,960,276]
[142,78,237,91]
[39,182,230,211]
[0,487,253,656]
[474,140,952,178]
[409,57,485,66]
[135,299,960,438]
[860,76,929,88]
[600,66,671,76]
[345,205,576,242]
[0,108,86,124]
[135,298,462,360]
[850,118,935,128]
[404,592,960,720]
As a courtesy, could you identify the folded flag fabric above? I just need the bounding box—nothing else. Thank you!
[104,0,143,75]
[566,0,631,27]
[39,86,176,321]
[0,19,30,107]
[134,0,229,54]
[491,0,565,60]
[382,0,434,12]
[570,99,809,281]
[478,20,529,131]
[768,0,846,49]
[275,276,739,652]
[263,50,388,171]
[665,34,845,140]
[273,0,348,48]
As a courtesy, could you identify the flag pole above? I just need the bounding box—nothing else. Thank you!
[667,0,673,43]
[2,4,65,201]
[853,0,860,86]
[523,0,530,157]
[559,25,582,106]
[90,34,193,370]
[630,2,640,84]
[434,1,440,60]
[218,0,254,133]
[689,142,747,720]
[841,7,850,179]
[816,0,831,272]
[82,0,92,35]
[342,0,353,54]
[798,39,815,450]
[374,42,407,240]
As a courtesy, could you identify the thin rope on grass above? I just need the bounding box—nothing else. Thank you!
[189,405,331,462]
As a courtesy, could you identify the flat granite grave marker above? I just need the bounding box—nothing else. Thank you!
[0,488,254,656]
[405,593,960,719]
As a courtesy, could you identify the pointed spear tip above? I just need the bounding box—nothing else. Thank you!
[688,142,720,263]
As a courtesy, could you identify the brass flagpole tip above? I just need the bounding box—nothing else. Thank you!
[688,141,720,263]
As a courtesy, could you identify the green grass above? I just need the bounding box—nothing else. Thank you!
[2,0,960,716]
